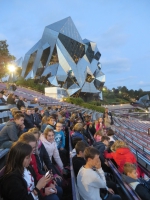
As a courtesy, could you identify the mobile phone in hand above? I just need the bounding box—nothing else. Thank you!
[45,171,50,177]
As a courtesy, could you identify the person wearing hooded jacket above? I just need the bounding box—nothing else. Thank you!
[104,141,137,174]
[122,163,150,200]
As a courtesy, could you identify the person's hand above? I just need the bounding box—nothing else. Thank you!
[95,158,101,169]
[55,174,63,181]
[107,188,114,194]
[104,160,108,166]
[36,174,51,190]
[45,187,56,195]
[49,184,57,192]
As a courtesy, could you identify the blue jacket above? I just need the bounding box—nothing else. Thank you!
[54,130,65,149]
[71,131,84,141]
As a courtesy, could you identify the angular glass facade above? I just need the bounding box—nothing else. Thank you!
[21,17,105,100]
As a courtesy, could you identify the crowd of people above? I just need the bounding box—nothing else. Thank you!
[0,101,149,200]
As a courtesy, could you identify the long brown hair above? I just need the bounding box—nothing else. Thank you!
[4,142,32,175]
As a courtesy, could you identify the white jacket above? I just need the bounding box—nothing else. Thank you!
[40,134,63,170]
[77,167,106,200]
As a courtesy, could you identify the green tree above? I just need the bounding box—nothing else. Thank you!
[0,40,15,78]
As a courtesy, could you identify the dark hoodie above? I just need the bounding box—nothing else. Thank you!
[122,174,150,200]
[0,121,21,146]
[72,155,86,176]
[93,141,105,163]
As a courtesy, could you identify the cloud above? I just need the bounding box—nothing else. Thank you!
[138,81,150,88]
[101,57,130,74]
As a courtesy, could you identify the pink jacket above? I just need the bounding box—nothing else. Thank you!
[40,134,63,170]
[96,123,105,131]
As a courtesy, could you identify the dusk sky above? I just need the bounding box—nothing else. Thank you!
[0,0,150,91]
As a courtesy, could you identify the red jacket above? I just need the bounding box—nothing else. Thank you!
[104,147,137,173]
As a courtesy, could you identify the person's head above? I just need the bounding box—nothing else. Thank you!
[73,123,83,132]
[111,140,128,152]
[35,107,39,113]
[28,127,40,141]
[107,129,115,136]
[75,141,88,157]
[24,98,27,102]
[105,108,108,113]
[18,132,37,154]
[98,117,103,123]
[101,136,110,147]
[31,108,35,115]
[5,142,32,175]
[44,128,54,143]
[0,93,3,98]
[123,163,138,179]
[26,108,32,115]
[42,115,48,125]
[19,96,23,100]
[94,130,103,142]
[20,106,26,113]
[84,147,100,168]
[47,116,55,126]
[14,113,24,126]
[56,122,63,132]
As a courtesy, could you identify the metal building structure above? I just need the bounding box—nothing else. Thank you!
[21,17,105,100]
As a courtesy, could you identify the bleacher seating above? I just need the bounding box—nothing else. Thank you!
[0,83,150,200]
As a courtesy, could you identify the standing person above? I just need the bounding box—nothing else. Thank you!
[104,112,111,129]
[77,147,121,200]
[0,113,24,148]
[0,142,57,200]
[103,108,114,125]
[17,96,25,110]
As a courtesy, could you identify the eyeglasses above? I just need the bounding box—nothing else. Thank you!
[56,126,62,128]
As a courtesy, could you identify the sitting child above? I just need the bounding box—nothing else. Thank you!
[122,163,150,200]
[40,128,64,174]
[72,141,88,176]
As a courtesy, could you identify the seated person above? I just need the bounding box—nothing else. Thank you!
[17,96,25,110]
[0,113,24,148]
[28,128,62,178]
[93,135,110,164]
[72,123,88,144]
[24,108,35,131]
[54,122,65,150]
[107,129,115,142]
[77,146,121,200]
[122,163,150,200]
[96,117,105,131]
[72,141,87,176]
[45,116,56,131]
[0,142,55,200]
[0,93,6,104]
[104,140,143,177]
[40,128,64,174]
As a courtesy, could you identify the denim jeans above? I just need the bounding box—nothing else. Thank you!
[44,185,63,200]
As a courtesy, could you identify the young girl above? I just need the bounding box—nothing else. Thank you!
[40,128,64,173]
[95,117,105,131]
[0,142,51,200]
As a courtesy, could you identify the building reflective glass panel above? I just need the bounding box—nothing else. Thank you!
[94,51,101,61]
[41,47,50,67]
[85,43,94,63]
[58,33,85,64]
[49,46,58,65]
[24,51,37,77]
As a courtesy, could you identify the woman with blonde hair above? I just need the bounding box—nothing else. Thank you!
[104,140,139,174]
